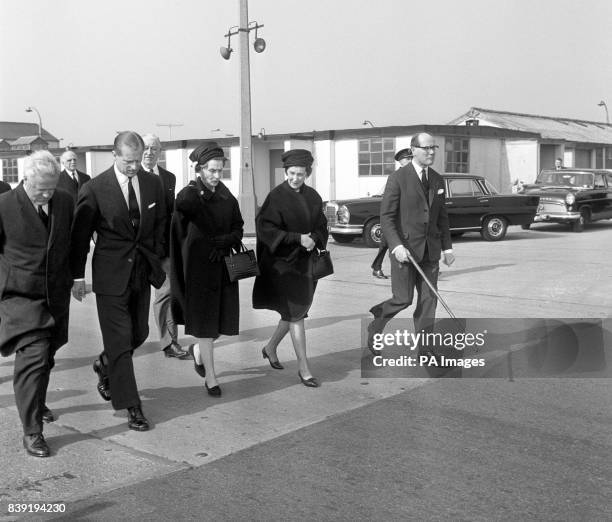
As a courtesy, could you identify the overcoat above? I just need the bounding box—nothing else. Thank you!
[0,185,73,356]
[252,181,328,321]
[170,178,243,338]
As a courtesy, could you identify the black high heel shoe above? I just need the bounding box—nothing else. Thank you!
[188,344,206,378]
[298,371,320,388]
[205,381,222,397]
[262,347,284,370]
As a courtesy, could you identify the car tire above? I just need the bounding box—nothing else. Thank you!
[331,234,355,244]
[480,216,507,241]
[570,209,589,232]
[363,220,383,248]
[521,223,531,230]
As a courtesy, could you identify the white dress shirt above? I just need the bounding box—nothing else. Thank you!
[114,164,141,211]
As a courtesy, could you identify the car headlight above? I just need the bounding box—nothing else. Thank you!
[565,193,575,205]
[337,205,350,224]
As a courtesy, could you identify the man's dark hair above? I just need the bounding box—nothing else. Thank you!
[113,131,144,154]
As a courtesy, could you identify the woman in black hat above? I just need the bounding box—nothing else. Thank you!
[253,149,328,387]
[170,141,244,397]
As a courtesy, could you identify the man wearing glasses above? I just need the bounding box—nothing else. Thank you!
[367,133,455,356]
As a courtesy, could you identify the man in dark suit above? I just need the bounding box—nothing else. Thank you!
[57,150,91,204]
[0,151,73,457]
[367,133,455,356]
[0,180,11,193]
[71,131,166,431]
[141,134,187,359]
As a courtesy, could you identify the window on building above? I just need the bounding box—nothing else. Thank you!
[358,137,396,176]
[221,148,231,179]
[445,138,469,173]
[595,148,604,169]
[2,159,18,184]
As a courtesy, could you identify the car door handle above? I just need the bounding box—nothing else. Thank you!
[479,199,489,203]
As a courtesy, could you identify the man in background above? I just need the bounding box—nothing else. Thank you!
[57,150,91,204]
[141,134,188,359]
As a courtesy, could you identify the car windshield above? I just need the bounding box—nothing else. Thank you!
[536,171,594,188]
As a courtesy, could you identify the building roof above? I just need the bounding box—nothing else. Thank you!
[448,107,612,145]
[0,122,59,142]
[10,135,48,146]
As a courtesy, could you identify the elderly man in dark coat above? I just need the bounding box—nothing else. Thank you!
[0,151,73,457]
[170,141,244,397]
[252,149,328,387]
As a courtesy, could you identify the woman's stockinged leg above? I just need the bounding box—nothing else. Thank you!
[288,319,313,379]
[197,338,217,388]
[263,319,290,362]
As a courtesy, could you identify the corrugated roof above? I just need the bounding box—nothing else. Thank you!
[10,135,48,146]
[448,107,612,144]
[0,122,59,142]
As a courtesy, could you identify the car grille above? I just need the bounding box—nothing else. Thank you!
[325,202,338,225]
[538,199,566,213]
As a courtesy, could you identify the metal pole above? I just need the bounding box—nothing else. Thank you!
[238,0,257,235]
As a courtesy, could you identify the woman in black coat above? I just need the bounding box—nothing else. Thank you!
[170,141,244,396]
[253,149,328,387]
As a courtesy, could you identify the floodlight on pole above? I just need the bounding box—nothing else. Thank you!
[25,106,43,137]
[598,100,609,124]
[362,120,375,128]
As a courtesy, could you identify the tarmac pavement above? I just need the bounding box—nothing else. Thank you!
[1,223,611,520]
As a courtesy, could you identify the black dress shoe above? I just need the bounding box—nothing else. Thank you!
[367,321,382,356]
[298,371,320,388]
[23,433,50,458]
[163,342,189,359]
[187,344,206,378]
[262,346,284,370]
[127,406,150,431]
[41,405,55,423]
[205,382,222,397]
[93,359,111,401]
[372,269,389,279]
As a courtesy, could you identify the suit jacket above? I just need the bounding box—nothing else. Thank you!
[0,186,74,356]
[380,163,451,263]
[155,166,176,257]
[0,181,10,194]
[57,169,91,204]
[70,166,167,296]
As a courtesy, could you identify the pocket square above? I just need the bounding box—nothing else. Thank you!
[148,202,156,209]
[437,188,444,195]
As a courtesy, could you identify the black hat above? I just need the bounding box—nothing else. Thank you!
[281,149,314,169]
[394,148,413,162]
[189,141,225,166]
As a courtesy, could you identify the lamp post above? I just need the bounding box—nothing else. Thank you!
[220,0,266,234]
[598,101,609,124]
[25,106,43,137]
[362,120,375,128]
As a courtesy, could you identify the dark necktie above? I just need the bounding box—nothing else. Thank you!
[128,177,140,231]
[38,205,49,228]
[421,168,430,194]
[71,172,79,190]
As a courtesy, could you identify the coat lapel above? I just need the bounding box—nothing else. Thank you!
[406,164,428,207]
[104,169,135,237]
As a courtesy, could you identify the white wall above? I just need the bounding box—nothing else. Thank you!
[86,151,114,177]
[505,140,539,185]
[313,140,332,200]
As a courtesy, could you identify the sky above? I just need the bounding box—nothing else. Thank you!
[1,0,611,146]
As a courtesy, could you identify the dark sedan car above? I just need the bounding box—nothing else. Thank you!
[520,169,612,232]
[325,173,539,247]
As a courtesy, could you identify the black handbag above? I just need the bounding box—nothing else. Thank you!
[224,242,260,282]
[312,249,334,280]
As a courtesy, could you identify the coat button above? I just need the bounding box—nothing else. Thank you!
[128,258,133,263]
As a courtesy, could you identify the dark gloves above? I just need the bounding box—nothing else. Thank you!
[208,247,225,263]
[212,234,237,249]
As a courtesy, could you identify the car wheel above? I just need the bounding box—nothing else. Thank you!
[480,216,507,241]
[521,223,531,230]
[570,210,589,232]
[363,220,383,248]
[331,234,355,244]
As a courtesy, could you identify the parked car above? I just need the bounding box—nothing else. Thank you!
[325,173,539,247]
[520,169,612,232]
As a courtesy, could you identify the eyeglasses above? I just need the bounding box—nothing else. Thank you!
[413,145,439,152]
